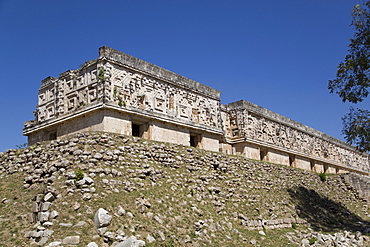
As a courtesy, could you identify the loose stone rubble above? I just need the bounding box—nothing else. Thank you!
[0,132,370,246]
[286,229,367,247]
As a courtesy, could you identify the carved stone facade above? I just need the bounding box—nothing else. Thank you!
[24,46,370,175]
[224,100,369,174]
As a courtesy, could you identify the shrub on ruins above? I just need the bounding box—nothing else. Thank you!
[319,172,327,182]
[75,168,84,181]
[15,143,28,149]
[329,1,370,152]
[342,107,370,152]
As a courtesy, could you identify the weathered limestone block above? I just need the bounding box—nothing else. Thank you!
[115,236,145,247]
[87,242,98,247]
[62,236,80,245]
[44,192,55,202]
[41,202,52,211]
[32,202,39,213]
[39,212,50,223]
[49,210,59,220]
[94,208,112,228]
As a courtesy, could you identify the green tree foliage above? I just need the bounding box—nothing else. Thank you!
[329,2,370,152]
[342,107,370,151]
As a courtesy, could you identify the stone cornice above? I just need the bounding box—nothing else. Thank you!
[23,102,224,136]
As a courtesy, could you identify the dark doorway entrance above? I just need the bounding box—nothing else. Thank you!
[190,133,201,148]
[49,132,57,141]
[260,149,267,161]
[289,154,295,167]
[132,123,141,137]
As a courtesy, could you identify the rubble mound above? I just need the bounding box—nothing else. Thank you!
[0,132,369,246]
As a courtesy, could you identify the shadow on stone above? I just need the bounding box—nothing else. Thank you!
[287,186,370,232]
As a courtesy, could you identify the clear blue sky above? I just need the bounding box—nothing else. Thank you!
[0,0,368,152]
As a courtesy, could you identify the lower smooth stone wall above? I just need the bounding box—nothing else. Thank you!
[27,108,221,152]
[230,141,351,175]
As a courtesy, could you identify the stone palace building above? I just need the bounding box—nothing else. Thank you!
[23,46,370,175]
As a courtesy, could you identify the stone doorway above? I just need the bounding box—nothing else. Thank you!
[132,123,142,137]
[260,149,268,161]
[190,133,202,148]
[289,154,296,167]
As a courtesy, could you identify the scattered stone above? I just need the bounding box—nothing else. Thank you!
[38,237,49,246]
[97,227,107,236]
[136,197,151,208]
[301,239,310,247]
[86,242,98,247]
[62,236,80,245]
[66,171,76,179]
[82,193,92,200]
[153,215,163,224]
[104,231,115,240]
[39,212,50,223]
[117,206,126,216]
[94,208,112,228]
[74,221,87,227]
[59,223,73,227]
[41,202,52,211]
[47,241,62,246]
[49,210,58,219]
[147,234,156,243]
[44,193,55,202]
[94,153,103,160]
[72,202,80,211]
[156,230,166,241]
[115,236,145,247]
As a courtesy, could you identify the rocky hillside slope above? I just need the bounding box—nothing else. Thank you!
[0,132,370,246]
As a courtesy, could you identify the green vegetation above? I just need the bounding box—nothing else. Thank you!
[74,168,84,181]
[98,67,105,80]
[15,143,27,149]
[319,172,327,182]
[329,1,370,152]
[309,237,317,245]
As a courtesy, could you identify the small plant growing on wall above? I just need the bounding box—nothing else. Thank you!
[113,86,118,97]
[75,168,84,181]
[319,172,327,182]
[15,143,28,149]
[309,237,317,245]
[98,67,105,81]
[114,93,125,107]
